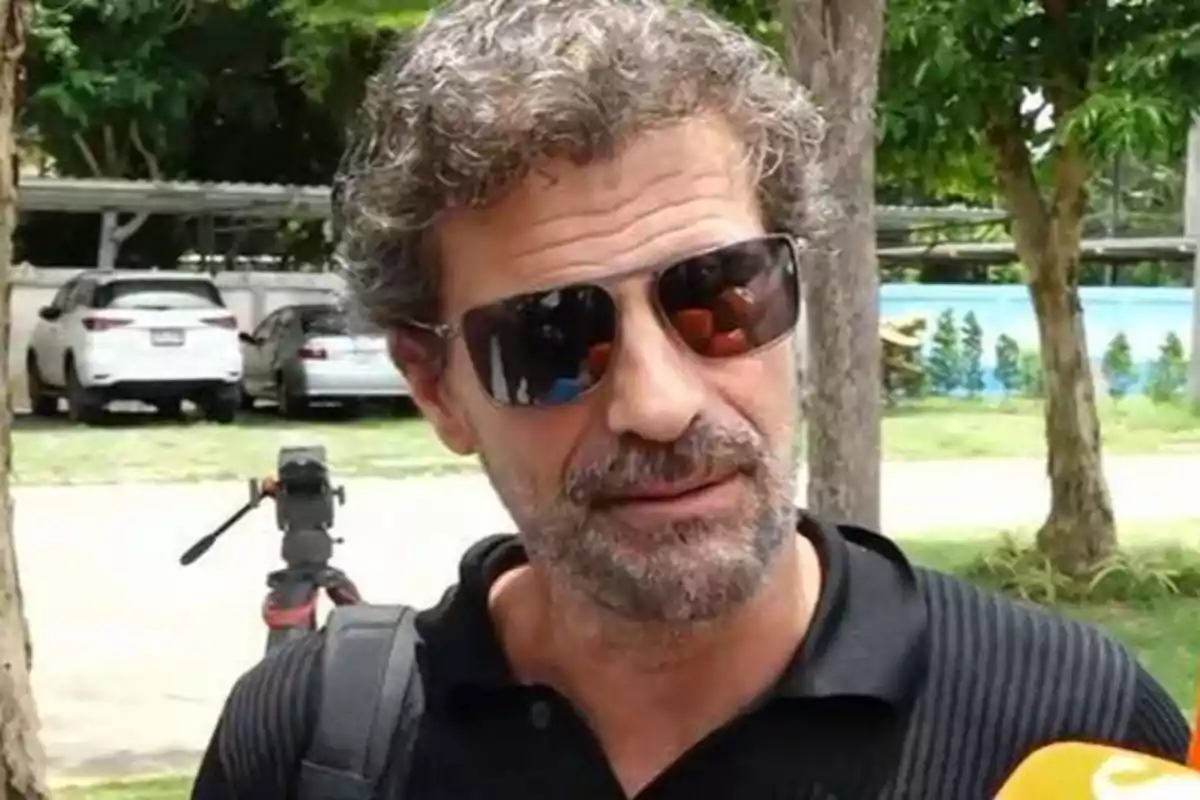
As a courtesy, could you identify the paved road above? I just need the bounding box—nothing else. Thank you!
[20,454,1200,779]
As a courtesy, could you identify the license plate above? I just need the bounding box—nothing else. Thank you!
[150,328,185,347]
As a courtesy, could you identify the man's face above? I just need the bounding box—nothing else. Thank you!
[415,118,800,623]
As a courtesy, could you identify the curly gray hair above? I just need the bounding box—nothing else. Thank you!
[336,0,826,331]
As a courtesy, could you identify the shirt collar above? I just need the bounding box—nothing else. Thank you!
[420,514,929,710]
[772,516,929,706]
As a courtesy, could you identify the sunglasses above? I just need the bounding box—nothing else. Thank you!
[407,234,801,408]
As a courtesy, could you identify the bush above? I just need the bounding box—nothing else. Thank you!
[961,312,985,398]
[880,316,928,405]
[959,535,1200,605]
[993,335,1021,397]
[1100,332,1136,401]
[1145,331,1187,403]
[926,309,962,396]
[1017,350,1044,398]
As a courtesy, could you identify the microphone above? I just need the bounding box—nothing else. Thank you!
[994,741,1200,798]
[1188,678,1200,770]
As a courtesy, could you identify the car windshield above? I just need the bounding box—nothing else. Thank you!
[94,279,224,310]
[301,308,353,335]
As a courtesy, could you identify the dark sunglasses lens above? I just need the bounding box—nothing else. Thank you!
[656,237,799,359]
[461,286,617,407]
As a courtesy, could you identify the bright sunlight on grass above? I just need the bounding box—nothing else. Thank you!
[55,776,191,800]
[12,396,1200,486]
[879,396,1200,461]
[11,409,467,485]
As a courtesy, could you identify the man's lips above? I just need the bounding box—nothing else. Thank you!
[593,473,737,507]
[589,473,744,528]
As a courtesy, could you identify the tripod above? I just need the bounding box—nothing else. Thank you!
[180,464,364,655]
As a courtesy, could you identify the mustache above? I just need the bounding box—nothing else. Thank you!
[564,418,766,506]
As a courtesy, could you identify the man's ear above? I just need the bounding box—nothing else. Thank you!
[387,328,476,456]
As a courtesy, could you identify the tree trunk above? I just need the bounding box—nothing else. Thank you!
[783,0,886,528]
[0,0,47,796]
[1027,262,1116,573]
[989,117,1117,576]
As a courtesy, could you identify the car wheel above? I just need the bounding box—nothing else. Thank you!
[25,355,58,417]
[277,374,308,419]
[238,382,256,411]
[202,385,239,425]
[391,397,419,417]
[65,358,104,425]
[154,398,184,419]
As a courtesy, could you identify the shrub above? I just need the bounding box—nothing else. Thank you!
[926,309,962,396]
[1017,350,1044,398]
[961,312,985,398]
[993,335,1021,397]
[1145,331,1187,403]
[959,535,1200,605]
[880,316,928,405]
[1100,332,1136,401]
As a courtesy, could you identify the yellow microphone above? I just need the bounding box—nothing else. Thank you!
[1188,675,1200,769]
[994,741,1200,799]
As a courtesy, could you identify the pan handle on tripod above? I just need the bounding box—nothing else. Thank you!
[179,488,265,566]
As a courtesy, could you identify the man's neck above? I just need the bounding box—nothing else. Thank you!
[489,534,822,780]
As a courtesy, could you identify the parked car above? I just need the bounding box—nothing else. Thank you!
[239,303,410,416]
[26,272,243,424]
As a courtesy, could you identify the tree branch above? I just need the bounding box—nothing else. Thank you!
[1040,0,1069,20]
[96,121,161,252]
[102,123,118,174]
[1039,0,1090,118]
[128,120,160,179]
[1047,135,1089,266]
[71,133,102,177]
[985,106,1050,271]
[112,211,149,244]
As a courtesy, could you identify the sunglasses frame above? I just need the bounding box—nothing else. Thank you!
[400,233,803,408]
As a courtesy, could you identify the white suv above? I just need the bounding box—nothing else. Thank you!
[26,271,243,424]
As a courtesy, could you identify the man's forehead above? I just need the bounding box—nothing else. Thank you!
[435,118,763,310]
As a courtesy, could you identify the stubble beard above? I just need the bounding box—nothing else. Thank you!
[490,420,799,625]
[565,474,796,623]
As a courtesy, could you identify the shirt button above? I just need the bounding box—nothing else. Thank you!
[529,699,552,730]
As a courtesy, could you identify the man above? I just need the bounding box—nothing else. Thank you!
[192,1,1189,797]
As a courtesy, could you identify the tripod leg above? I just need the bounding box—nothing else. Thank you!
[321,567,363,607]
[262,573,319,654]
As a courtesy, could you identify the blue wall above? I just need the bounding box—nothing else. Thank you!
[879,284,1193,393]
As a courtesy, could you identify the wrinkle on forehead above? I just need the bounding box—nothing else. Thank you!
[436,117,764,313]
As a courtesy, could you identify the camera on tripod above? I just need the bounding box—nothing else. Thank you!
[178,444,363,653]
[272,445,345,533]
[179,444,348,569]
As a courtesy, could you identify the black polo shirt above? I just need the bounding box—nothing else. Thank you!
[192,516,1189,799]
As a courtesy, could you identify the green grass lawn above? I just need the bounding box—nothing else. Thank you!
[52,519,1200,799]
[11,409,468,485]
[880,395,1200,461]
[12,396,1200,486]
[56,777,192,800]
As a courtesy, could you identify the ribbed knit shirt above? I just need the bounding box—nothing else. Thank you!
[191,516,1190,799]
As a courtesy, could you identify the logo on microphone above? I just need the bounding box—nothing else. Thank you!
[1092,753,1200,799]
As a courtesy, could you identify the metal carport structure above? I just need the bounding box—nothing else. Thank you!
[15,175,1008,267]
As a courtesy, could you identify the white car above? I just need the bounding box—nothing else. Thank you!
[239,302,410,416]
[26,271,243,424]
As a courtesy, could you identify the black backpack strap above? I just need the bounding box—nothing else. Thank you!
[297,605,423,800]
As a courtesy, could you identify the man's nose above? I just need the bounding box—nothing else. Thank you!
[604,299,705,442]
